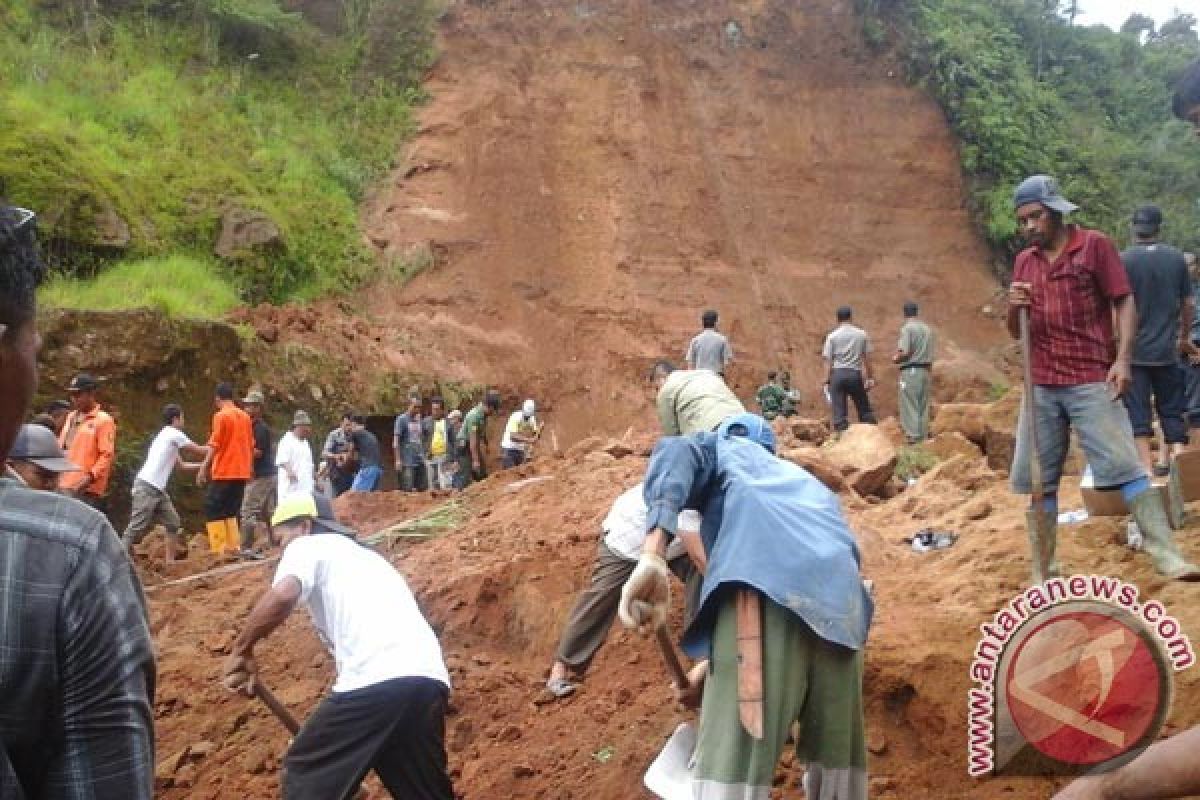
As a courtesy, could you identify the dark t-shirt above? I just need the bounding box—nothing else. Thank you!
[251,419,274,478]
[1122,243,1191,366]
[350,429,382,468]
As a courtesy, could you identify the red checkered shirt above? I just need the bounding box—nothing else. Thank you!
[1012,225,1131,386]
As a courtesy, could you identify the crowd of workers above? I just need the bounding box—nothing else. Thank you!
[2,53,1200,800]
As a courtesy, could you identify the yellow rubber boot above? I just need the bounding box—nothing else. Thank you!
[206,520,226,555]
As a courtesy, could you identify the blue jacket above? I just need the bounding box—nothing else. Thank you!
[643,432,873,659]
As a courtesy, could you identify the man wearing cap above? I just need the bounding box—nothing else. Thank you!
[686,309,734,376]
[0,205,156,798]
[45,398,71,436]
[222,494,455,800]
[822,306,878,433]
[893,301,936,444]
[651,361,745,436]
[619,413,872,800]
[276,410,315,502]
[57,372,117,511]
[1120,205,1193,475]
[457,390,501,486]
[240,390,276,552]
[755,371,787,420]
[320,412,357,497]
[6,422,81,490]
[1008,175,1199,581]
[122,404,210,562]
[197,382,255,556]
[500,398,540,469]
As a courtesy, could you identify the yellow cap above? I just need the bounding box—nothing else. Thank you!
[271,495,318,528]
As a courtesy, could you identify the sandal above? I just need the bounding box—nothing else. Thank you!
[544,677,577,699]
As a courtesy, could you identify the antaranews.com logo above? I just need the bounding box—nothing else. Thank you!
[968,574,1193,777]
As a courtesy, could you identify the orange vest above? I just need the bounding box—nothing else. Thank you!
[58,407,117,496]
[208,404,254,481]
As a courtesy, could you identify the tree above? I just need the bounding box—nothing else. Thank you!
[1157,13,1198,43]
[1120,13,1155,42]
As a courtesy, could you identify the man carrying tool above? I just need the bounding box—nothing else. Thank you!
[57,372,117,511]
[893,301,936,444]
[651,361,744,436]
[620,413,872,800]
[542,483,702,699]
[0,205,156,799]
[1008,175,1199,581]
[240,389,276,552]
[197,382,255,556]
[121,403,210,562]
[222,495,454,800]
[457,390,501,486]
[500,398,540,468]
[822,306,878,433]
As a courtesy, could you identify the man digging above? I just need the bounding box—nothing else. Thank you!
[223,495,454,800]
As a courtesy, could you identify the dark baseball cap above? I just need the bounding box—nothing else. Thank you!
[67,373,99,393]
[1132,205,1163,236]
[8,424,80,472]
[1013,175,1078,214]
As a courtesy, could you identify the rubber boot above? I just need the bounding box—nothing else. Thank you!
[1025,509,1060,584]
[1166,462,1187,530]
[206,520,226,555]
[1127,489,1200,581]
[164,530,185,563]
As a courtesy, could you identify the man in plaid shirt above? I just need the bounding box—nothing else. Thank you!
[0,205,156,799]
[1007,176,1199,583]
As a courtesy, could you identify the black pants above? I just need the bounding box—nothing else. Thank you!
[1125,364,1189,444]
[501,448,526,469]
[283,676,453,800]
[330,470,354,498]
[204,479,245,522]
[830,367,877,432]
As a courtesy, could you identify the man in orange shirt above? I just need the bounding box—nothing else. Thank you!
[58,373,117,512]
[197,382,254,556]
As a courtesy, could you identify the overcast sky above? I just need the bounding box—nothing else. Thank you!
[1073,0,1198,31]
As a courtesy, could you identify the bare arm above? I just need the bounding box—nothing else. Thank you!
[231,577,301,657]
[1052,725,1200,800]
[676,528,707,573]
[1113,294,1136,365]
[642,527,668,558]
[1180,296,1194,353]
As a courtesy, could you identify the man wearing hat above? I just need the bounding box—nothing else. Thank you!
[275,410,315,503]
[6,422,81,490]
[121,404,210,561]
[1008,175,1199,581]
[222,494,455,800]
[57,372,117,511]
[500,398,540,468]
[239,389,276,552]
[1120,205,1194,475]
[619,413,872,800]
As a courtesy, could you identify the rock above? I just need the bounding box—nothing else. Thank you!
[824,424,898,496]
[242,745,271,774]
[92,205,131,249]
[983,390,1021,472]
[512,763,535,778]
[602,440,634,459]
[932,403,986,445]
[867,732,889,755]
[215,206,284,259]
[189,740,216,758]
[789,417,830,444]
[926,431,982,461]
[780,447,847,493]
[963,498,992,521]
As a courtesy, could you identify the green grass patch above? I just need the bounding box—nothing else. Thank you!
[895,444,938,481]
[40,255,241,318]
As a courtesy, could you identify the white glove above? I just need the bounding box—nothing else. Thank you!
[618,553,670,633]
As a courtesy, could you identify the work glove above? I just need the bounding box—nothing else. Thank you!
[618,552,670,633]
[222,653,257,696]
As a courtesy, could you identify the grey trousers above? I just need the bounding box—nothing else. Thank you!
[899,366,931,442]
[121,479,181,547]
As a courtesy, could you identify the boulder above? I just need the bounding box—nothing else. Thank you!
[780,447,847,493]
[789,417,830,445]
[932,403,986,445]
[824,424,898,496]
[92,205,131,249]
[215,206,284,259]
[983,390,1021,472]
[926,431,982,461]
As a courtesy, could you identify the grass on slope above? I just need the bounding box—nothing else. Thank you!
[40,255,241,319]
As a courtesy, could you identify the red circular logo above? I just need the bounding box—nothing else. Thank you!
[1004,605,1170,768]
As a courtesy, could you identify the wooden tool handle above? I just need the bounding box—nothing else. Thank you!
[1019,307,1043,502]
[654,626,691,687]
[254,682,301,735]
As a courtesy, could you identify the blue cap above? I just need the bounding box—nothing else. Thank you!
[1013,175,1078,214]
[717,413,776,454]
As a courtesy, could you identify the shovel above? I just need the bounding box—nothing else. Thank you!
[637,604,698,799]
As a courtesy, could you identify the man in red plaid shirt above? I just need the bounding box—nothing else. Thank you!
[1007,175,1199,583]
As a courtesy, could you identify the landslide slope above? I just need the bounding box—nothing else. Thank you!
[362,0,1003,439]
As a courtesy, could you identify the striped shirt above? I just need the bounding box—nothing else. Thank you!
[0,479,155,799]
[1012,225,1131,386]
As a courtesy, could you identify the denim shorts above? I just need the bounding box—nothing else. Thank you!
[1011,382,1144,494]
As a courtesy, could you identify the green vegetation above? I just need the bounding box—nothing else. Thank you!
[1,0,439,312]
[40,254,241,318]
[857,1,1200,265]
[895,444,938,481]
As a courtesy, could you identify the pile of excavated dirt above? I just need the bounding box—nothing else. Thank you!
[145,422,1200,799]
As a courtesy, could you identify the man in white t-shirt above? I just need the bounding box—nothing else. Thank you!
[222,494,454,800]
[500,398,540,469]
[542,482,703,699]
[120,403,209,562]
[275,410,315,501]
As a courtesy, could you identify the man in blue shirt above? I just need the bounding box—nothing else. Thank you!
[619,413,871,800]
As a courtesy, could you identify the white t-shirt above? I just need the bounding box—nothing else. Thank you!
[136,426,192,491]
[602,483,695,561]
[275,430,315,501]
[500,411,536,452]
[273,534,450,693]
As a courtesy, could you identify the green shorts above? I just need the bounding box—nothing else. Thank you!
[692,591,867,800]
